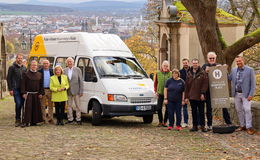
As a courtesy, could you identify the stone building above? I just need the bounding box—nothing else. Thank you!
[155,0,245,69]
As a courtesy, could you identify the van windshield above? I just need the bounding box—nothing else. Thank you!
[93,57,148,78]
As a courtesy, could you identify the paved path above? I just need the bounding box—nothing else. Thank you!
[0,97,259,160]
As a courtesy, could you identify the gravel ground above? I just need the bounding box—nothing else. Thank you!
[0,97,259,160]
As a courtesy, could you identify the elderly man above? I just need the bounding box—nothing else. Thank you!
[154,60,172,127]
[38,59,54,124]
[7,54,27,127]
[64,57,84,125]
[229,56,256,135]
[202,52,232,131]
[21,60,44,127]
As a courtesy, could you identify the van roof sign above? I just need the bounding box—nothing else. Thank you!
[44,36,78,42]
[30,32,133,57]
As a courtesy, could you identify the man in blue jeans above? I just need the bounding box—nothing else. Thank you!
[179,58,190,127]
[7,54,27,127]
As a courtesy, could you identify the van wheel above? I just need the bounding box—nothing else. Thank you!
[143,115,153,124]
[92,101,102,126]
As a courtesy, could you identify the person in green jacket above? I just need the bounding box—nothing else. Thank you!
[154,60,172,127]
[50,65,70,125]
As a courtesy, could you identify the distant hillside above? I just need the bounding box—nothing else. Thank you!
[0,4,73,13]
[25,0,145,12]
[72,1,145,11]
[0,0,145,15]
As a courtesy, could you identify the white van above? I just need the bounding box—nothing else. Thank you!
[29,32,158,125]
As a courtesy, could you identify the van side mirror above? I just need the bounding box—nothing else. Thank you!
[149,73,154,80]
[92,76,98,82]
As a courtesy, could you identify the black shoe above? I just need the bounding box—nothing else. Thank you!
[20,123,29,128]
[76,121,82,125]
[15,120,21,127]
[190,126,198,132]
[201,126,207,132]
[65,120,73,124]
[31,123,37,126]
[60,121,64,125]
[56,120,60,125]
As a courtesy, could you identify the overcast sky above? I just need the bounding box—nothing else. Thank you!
[0,0,144,4]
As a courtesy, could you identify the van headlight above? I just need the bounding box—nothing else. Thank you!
[107,94,128,102]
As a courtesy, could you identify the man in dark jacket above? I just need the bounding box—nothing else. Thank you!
[202,52,232,131]
[7,54,27,127]
[179,58,190,127]
[185,58,208,132]
[38,59,54,124]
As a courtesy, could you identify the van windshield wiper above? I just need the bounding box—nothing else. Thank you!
[126,75,144,79]
[101,74,129,79]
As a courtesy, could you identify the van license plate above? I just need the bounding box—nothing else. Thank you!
[136,106,152,111]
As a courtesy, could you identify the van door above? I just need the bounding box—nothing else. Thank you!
[77,57,98,113]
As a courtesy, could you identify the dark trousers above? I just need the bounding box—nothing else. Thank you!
[190,100,205,127]
[55,102,65,123]
[205,93,232,126]
[168,101,182,127]
[182,104,188,124]
[13,89,24,120]
[157,94,168,123]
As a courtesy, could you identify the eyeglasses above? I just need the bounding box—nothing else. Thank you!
[209,58,215,60]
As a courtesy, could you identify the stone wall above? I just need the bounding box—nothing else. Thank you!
[229,98,260,131]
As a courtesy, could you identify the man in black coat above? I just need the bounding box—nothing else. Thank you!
[7,54,27,127]
[179,58,190,127]
[202,52,232,131]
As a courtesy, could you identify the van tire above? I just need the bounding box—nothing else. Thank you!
[143,115,153,124]
[92,101,102,126]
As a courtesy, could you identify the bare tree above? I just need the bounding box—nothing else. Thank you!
[180,0,260,67]
[219,0,259,35]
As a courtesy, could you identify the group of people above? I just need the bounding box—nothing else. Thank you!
[7,54,84,127]
[154,52,256,135]
[6,52,256,135]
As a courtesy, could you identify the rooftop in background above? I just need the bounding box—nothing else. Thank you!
[174,1,244,25]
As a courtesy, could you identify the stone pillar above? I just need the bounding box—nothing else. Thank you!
[168,23,181,69]
[0,23,6,99]
[159,33,169,69]
[0,23,6,79]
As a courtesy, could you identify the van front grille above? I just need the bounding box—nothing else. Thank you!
[130,98,152,104]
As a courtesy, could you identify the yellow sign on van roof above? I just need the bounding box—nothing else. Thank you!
[30,35,47,57]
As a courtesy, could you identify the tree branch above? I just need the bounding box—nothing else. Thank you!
[248,57,260,63]
[250,0,260,18]
[228,0,242,18]
[244,12,256,35]
[216,20,228,49]
[241,3,250,18]
[224,28,260,62]
[135,51,158,62]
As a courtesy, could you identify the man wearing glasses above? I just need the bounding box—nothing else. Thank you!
[202,52,232,131]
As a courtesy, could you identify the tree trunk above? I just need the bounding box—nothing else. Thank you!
[181,0,260,67]
[181,0,225,63]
